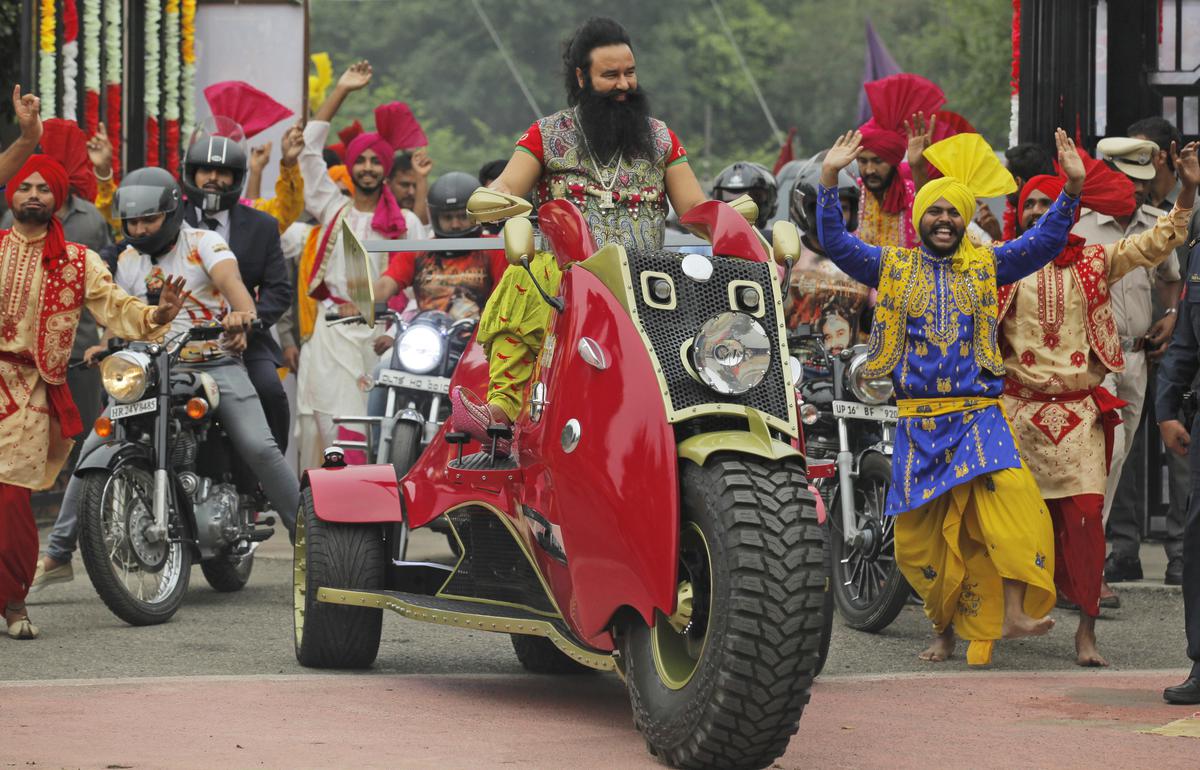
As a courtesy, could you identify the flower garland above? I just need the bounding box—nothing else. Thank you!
[104,0,122,177]
[61,0,80,121]
[144,0,162,167]
[163,0,181,176]
[38,0,56,117]
[82,0,101,134]
[181,0,197,143]
[1009,0,1021,148]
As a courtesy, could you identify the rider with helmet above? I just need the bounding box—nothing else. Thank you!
[711,161,778,233]
[785,154,870,354]
[180,118,296,452]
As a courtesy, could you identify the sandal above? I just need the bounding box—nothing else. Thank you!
[5,606,40,640]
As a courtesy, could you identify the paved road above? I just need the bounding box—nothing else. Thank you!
[4,530,1196,768]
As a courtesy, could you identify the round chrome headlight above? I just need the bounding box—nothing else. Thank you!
[100,350,152,403]
[395,324,445,374]
[691,311,771,395]
[846,352,894,405]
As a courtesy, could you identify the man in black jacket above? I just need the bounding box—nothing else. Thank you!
[180,122,298,452]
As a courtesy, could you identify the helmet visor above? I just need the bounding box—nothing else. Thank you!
[113,184,180,220]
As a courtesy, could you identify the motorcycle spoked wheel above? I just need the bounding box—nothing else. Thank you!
[829,452,910,632]
[293,487,384,669]
[200,552,254,593]
[78,466,191,626]
[619,456,826,770]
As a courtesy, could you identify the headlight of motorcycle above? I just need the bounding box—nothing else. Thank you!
[847,352,894,405]
[691,311,771,395]
[395,324,445,374]
[100,351,152,403]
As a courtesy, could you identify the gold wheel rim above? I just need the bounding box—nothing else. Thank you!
[292,506,307,648]
[650,522,712,690]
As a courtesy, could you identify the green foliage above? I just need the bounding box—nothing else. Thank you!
[309,0,1014,184]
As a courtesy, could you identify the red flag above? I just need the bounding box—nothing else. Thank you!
[773,127,797,175]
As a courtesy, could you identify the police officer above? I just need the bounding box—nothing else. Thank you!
[1156,227,1200,705]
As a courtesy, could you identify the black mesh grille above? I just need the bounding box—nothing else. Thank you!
[440,507,557,614]
[627,250,791,424]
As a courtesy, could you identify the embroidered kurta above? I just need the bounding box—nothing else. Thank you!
[0,229,164,489]
[856,176,917,248]
[816,185,1080,515]
[1001,204,1192,498]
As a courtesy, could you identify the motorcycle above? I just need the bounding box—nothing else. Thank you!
[294,195,828,769]
[74,321,276,626]
[792,328,909,633]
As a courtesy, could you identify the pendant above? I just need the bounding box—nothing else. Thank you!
[599,195,615,210]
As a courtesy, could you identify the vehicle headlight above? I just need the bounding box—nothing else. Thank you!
[691,311,771,395]
[100,351,152,403]
[395,324,445,374]
[847,352,894,405]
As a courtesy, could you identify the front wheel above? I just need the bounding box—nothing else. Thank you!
[78,466,192,626]
[294,487,384,668]
[829,452,910,632]
[619,456,826,770]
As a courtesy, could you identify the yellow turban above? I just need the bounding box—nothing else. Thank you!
[912,133,1017,269]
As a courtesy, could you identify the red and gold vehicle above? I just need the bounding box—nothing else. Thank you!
[293,194,826,769]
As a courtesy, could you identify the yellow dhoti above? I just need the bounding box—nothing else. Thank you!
[895,465,1056,665]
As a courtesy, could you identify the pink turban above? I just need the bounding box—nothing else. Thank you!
[345,132,407,238]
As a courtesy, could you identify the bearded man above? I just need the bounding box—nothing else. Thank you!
[998,145,1197,666]
[488,16,706,250]
[0,156,186,638]
[296,59,425,468]
[816,128,1086,666]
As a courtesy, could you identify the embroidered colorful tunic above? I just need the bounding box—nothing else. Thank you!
[516,109,688,251]
[856,175,917,249]
[816,184,1080,515]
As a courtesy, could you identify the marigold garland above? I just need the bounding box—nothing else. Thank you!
[104,0,122,177]
[181,0,197,142]
[82,0,101,134]
[38,0,56,117]
[164,0,181,176]
[144,0,162,167]
[61,0,80,121]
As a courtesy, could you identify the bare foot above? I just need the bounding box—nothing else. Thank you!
[918,627,956,662]
[1074,616,1109,667]
[1002,612,1055,639]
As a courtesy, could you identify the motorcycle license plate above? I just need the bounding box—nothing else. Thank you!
[832,400,897,422]
[376,369,451,394]
[109,397,157,420]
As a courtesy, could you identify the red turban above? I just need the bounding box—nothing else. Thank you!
[374,102,428,150]
[203,81,294,140]
[40,118,97,201]
[344,132,407,238]
[859,74,946,214]
[1018,149,1135,226]
[5,155,71,268]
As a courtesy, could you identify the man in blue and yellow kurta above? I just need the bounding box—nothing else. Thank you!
[817,129,1087,665]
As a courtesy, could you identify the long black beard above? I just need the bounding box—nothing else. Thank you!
[12,204,54,225]
[576,83,654,161]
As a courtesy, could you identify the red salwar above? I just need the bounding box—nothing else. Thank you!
[1047,494,1105,617]
[0,482,37,611]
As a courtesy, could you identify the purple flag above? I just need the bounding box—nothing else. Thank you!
[856,20,903,125]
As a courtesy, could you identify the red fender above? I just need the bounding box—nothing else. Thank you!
[537,199,596,266]
[679,199,768,262]
[304,464,404,524]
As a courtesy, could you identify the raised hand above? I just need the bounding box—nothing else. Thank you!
[1055,128,1085,195]
[87,124,114,178]
[13,85,42,143]
[412,148,434,178]
[280,123,305,167]
[1173,141,1200,190]
[337,60,373,93]
[821,130,863,187]
[249,141,272,174]
[151,275,190,325]
[904,111,937,168]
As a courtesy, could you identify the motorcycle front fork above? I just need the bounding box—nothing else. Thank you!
[374,389,441,464]
[834,420,895,542]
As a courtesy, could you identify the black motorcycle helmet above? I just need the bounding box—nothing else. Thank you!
[181,116,248,213]
[789,154,860,237]
[428,171,483,238]
[712,161,777,229]
[113,167,185,258]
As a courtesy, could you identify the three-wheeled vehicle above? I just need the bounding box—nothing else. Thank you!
[293,192,827,769]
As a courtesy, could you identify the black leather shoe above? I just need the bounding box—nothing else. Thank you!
[1163,677,1200,705]
[1165,557,1183,586]
[1104,553,1143,583]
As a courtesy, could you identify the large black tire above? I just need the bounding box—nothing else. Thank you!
[619,455,826,770]
[829,452,909,632]
[200,553,254,593]
[294,487,385,668]
[387,420,422,480]
[510,635,594,674]
[78,467,191,626]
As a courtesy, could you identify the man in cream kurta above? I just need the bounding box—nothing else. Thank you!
[1,155,184,639]
[1000,152,1197,667]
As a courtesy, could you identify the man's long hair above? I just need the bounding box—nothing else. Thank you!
[562,17,633,107]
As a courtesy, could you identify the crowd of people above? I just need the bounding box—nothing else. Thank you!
[0,15,1197,706]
